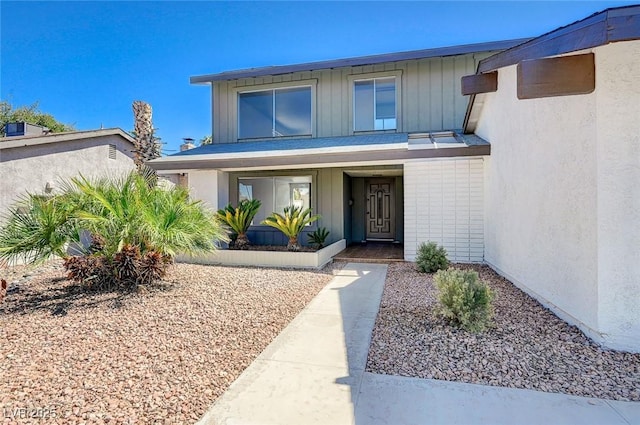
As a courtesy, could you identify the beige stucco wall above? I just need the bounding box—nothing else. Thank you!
[594,40,640,351]
[0,135,135,220]
[475,40,640,352]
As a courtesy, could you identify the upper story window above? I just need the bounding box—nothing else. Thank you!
[238,86,312,139]
[354,77,396,131]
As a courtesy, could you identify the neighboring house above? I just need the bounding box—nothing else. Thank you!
[0,126,136,219]
[149,5,640,352]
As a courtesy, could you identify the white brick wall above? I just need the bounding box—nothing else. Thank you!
[404,158,484,263]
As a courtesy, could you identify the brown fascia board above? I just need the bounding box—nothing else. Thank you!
[463,4,640,133]
[189,39,530,84]
[148,145,490,171]
[478,5,640,73]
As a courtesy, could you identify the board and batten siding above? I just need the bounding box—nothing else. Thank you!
[211,52,496,143]
[404,158,484,263]
[227,168,345,246]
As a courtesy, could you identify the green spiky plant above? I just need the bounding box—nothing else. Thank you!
[262,206,320,251]
[216,199,261,250]
[0,167,228,289]
[307,227,330,249]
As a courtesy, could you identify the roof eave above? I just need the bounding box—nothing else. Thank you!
[190,38,531,84]
[148,145,491,172]
[463,5,640,133]
[0,128,135,150]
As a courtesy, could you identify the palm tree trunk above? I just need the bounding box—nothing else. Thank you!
[235,233,250,250]
[132,101,160,169]
[287,236,300,252]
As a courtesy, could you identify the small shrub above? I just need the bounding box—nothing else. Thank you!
[63,255,111,289]
[307,227,330,249]
[138,250,171,286]
[434,268,494,333]
[113,244,141,285]
[416,241,449,273]
[63,245,171,290]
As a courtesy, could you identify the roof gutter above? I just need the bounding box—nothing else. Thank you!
[190,38,530,84]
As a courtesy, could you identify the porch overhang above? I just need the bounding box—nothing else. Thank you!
[149,132,490,172]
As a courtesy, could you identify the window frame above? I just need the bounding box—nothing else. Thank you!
[348,70,403,134]
[233,173,317,229]
[234,80,317,141]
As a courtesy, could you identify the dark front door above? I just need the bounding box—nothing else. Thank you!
[366,179,395,240]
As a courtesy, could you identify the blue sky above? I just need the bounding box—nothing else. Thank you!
[1,1,635,154]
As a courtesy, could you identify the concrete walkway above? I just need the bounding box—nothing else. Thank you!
[197,263,640,425]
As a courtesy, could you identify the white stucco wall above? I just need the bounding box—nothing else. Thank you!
[475,40,640,351]
[0,135,135,220]
[594,41,640,351]
[187,170,229,211]
[404,157,484,263]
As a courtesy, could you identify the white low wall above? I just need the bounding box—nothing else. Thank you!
[178,239,346,269]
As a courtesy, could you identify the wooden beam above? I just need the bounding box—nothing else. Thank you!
[461,72,498,95]
[517,53,595,100]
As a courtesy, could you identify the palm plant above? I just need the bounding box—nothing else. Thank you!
[216,199,261,250]
[0,168,227,288]
[262,206,320,251]
[307,227,330,249]
[72,169,226,258]
[0,194,82,265]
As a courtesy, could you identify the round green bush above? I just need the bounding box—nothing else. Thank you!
[416,241,449,273]
[434,268,494,333]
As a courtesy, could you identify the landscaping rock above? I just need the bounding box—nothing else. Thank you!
[0,259,343,423]
[366,262,640,401]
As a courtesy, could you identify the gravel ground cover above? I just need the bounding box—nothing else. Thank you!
[1,260,343,424]
[367,262,640,401]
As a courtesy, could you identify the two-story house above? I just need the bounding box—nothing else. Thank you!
[151,5,640,353]
[151,38,526,264]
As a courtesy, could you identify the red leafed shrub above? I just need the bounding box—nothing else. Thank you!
[63,245,171,290]
[138,250,171,286]
[63,255,111,289]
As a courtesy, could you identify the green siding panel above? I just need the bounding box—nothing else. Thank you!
[211,52,493,143]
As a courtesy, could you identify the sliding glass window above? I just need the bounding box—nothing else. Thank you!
[238,176,312,224]
[238,87,312,139]
[354,77,396,131]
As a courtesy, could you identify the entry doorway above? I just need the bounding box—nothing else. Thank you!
[365,178,395,241]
